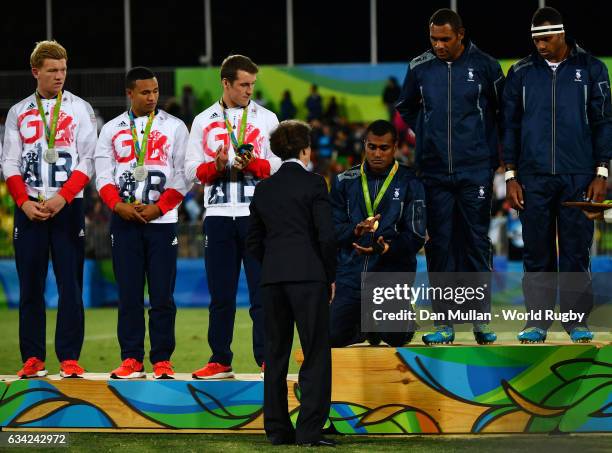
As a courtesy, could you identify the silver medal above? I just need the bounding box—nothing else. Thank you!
[44,147,59,164]
[133,165,148,182]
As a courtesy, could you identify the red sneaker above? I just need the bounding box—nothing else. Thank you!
[192,362,234,380]
[17,357,47,379]
[110,358,145,379]
[260,363,265,379]
[153,361,175,380]
[60,360,85,378]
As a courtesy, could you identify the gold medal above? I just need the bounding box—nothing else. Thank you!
[133,165,148,182]
[366,216,379,231]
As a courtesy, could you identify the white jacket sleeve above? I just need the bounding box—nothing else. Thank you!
[73,99,98,179]
[185,115,212,184]
[167,121,192,195]
[263,112,282,174]
[94,124,117,192]
[2,106,23,180]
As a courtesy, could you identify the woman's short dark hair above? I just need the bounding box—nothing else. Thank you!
[270,120,311,161]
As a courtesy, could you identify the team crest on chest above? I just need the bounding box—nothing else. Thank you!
[574,69,583,82]
[478,185,485,199]
[467,68,475,82]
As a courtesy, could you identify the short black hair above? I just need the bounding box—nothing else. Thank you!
[365,119,397,143]
[220,55,258,82]
[270,120,311,161]
[126,66,156,89]
[430,8,463,33]
[532,7,563,27]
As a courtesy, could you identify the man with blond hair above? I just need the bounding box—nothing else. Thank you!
[2,40,97,378]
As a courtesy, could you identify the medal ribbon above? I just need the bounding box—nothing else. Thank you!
[128,110,155,166]
[220,101,248,149]
[360,160,399,217]
[35,91,62,149]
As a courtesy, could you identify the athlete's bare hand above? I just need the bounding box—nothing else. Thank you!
[21,200,51,222]
[214,144,229,172]
[354,214,381,237]
[506,179,524,210]
[43,195,67,217]
[582,210,604,221]
[232,153,253,170]
[135,204,162,222]
[586,176,607,203]
[114,202,146,224]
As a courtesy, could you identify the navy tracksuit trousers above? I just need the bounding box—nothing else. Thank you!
[422,169,493,324]
[204,216,264,366]
[329,284,413,347]
[519,174,594,332]
[110,214,177,364]
[14,198,85,363]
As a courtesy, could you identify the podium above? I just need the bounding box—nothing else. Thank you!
[1,343,610,433]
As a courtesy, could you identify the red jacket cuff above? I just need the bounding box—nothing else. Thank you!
[58,170,89,204]
[156,188,184,215]
[196,162,224,184]
[6,175,29,207]
[100,184,122,211]
[244,158,271,179]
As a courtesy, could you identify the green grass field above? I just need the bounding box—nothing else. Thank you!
[4,433,608,453]
[0,308,609,451]
[0,308,301,375]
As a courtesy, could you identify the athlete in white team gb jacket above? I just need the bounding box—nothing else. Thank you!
[185,54,281,380]
[2,40,97,379]
[95,67,191,380]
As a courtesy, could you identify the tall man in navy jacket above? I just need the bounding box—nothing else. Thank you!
[329,120,426,347]
[503,7,612,343]
[396,9,504,345]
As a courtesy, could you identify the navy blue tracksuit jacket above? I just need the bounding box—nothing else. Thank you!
[329,162,426,346]
[396,41,505,174]
[395,42,504,288]
[502,41,612,331]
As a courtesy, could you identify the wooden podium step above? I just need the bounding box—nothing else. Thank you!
[1,344,610,434]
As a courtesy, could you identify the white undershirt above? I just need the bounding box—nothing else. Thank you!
[283,158,308,170]
[546,59,564,72]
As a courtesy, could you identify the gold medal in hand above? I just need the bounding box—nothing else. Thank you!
[366,216,379,232]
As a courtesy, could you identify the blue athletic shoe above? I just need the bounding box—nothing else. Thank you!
[569,327,594,343]
[517,327,547,343]
[473,324,497,345]
[422,325,455,345]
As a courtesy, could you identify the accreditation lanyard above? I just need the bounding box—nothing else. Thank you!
[35,91,62,149]
[221,101,248,149]
[360,161,399,217]
[128,110,155,166]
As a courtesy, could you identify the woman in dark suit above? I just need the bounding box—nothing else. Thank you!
[247,120,336,447]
